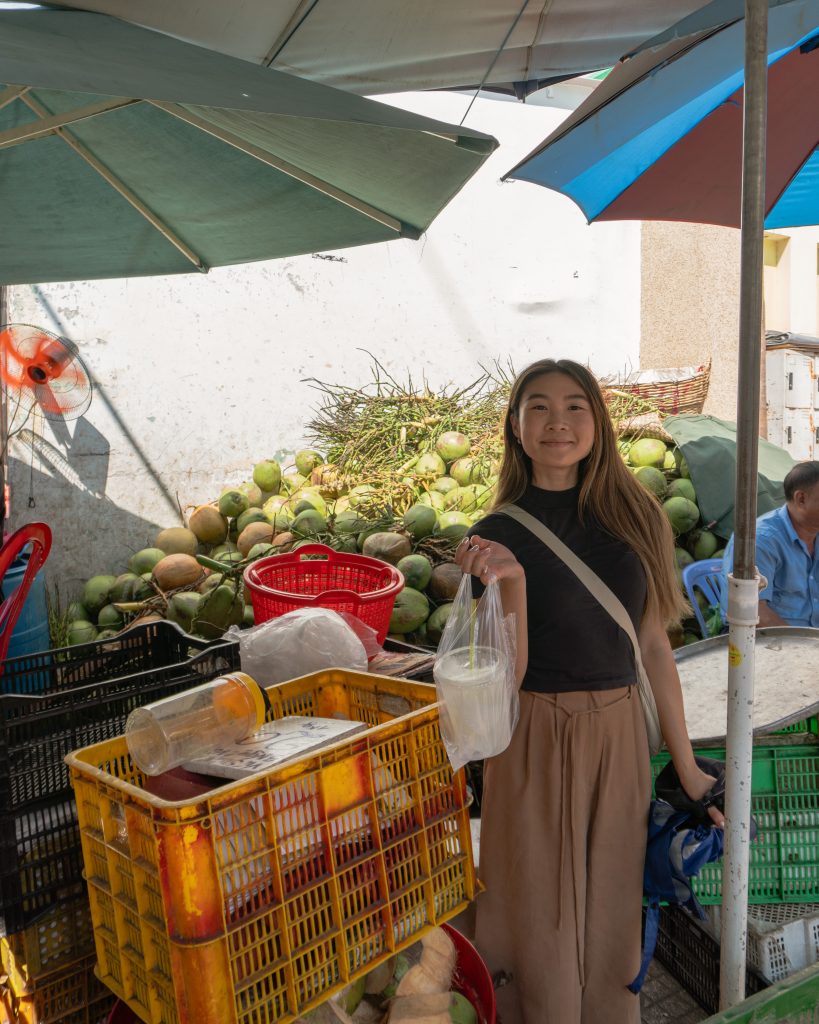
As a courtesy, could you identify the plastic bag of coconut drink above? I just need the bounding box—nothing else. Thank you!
[433,572,518,772]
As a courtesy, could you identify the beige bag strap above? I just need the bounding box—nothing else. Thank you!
[498,503,647,673]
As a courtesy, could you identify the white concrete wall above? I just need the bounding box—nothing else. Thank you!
[6,88,642,587]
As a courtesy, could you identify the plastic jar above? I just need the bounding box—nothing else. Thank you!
[125,671,266,775]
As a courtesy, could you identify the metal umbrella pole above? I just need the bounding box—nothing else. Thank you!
[719,0,768,1008]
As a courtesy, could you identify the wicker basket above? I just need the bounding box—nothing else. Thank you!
[607,362,711,416]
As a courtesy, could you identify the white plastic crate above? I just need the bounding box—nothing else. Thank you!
[767,349,815,410]
[767,408,816,460]
[814,355,819,411]
[703,903,819,983]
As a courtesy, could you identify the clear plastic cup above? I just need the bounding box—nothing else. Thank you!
[434,645,509,757]
[125,671,265,776]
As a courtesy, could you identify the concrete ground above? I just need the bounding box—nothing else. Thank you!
[641,961,708,1024]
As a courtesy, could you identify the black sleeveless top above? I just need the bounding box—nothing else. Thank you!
[467,483,647,693]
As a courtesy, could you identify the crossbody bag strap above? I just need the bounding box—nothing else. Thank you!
[497,503,646,671]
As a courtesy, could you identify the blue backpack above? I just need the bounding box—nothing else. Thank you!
[628,799,725,994]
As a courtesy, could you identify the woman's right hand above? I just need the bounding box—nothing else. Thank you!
[455,534,524,584]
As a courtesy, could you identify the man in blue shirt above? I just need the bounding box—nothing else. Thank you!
[722,461,819,627]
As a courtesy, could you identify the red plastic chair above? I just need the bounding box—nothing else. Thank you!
[0,522,52,665]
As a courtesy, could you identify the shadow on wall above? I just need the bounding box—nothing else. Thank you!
[7,435,163,593]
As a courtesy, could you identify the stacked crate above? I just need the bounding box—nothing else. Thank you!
[648,734,819,1011]
[67,668,477,1024]
[0,621,240,1020]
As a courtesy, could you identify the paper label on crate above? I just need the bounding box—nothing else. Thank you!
[183,716,368,780]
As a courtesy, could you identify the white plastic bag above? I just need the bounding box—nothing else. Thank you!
[226,607,368,687]
[433,572,519,772]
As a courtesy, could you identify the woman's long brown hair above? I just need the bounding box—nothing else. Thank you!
[493,358,687,625]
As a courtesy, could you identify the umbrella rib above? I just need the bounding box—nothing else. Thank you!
[0,85,29,112]
[0,95,139,150]
[18,93,207,272]
[148,100,406,235]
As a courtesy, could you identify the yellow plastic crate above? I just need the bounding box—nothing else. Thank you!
[67,669,477,1024]
[2,894,94,984]
[0,952,114,1024]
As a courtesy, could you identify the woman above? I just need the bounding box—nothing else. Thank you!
[456,359,722,1024]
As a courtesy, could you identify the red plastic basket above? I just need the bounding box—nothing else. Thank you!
[243,543,404,645]
[443,924,497,1024]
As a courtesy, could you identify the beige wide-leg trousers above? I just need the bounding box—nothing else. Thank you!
[474,686,651,1024]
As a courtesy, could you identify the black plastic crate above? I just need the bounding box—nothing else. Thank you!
[0,621,239,933]
[647,904,769,1015]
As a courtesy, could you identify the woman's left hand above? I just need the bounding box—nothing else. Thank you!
[680,764,725,828]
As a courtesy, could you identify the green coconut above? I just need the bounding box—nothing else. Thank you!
[331,534,358,553]
[633,465,668,499]
[435,431,471,463]
[449,992,478,1024]
[334,509,368,535]
[128,547,165,576]
[110,572,153,604]
[663,450,677,471]
[188,505,229,545]
[288,489,327,518]
[66,600,89,622]
[418,490,446,511]
[252,460,282,494]
[242,605,255,628]
[68,620,98,645]
[428,562,463,601]
[389,588,430,634]
[415,452,447,480]
[453,485,484,513]
[431,475,460,495]
[691,529,719,561]
[292,509,327,537]
[219,490,249,519]
[403,503,438,540]
[396,553,433,591]
[262,494,289,518]
[449,457,480,486]
[664,496,700,536]
[675,547,694,572]
[713,548,725,560]
[97,604,124,631]
[234,508,267,535]
[95,629,119,641]
[269,510,295,533]
[210,541,241,564]
[83,575,117,616]
[193,584,243,640]
[237,480,263,508]
[434,510,472,543]
[167,591,203,633]
[628,438,667,469]
[155,526,198,557]
[667,478,697,503]
[295,449,325,476]
[673,449,691,478]
[281,469,308,494]
[427,602,453,644]
[363,531,412,565]
[248,542,275,561]
[347,483,377,507]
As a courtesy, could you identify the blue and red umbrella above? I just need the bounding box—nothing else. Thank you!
[506,0,819,229]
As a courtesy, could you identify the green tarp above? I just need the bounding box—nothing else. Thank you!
[665,414,796,540]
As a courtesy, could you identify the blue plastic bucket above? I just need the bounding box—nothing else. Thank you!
[3,554,50,659]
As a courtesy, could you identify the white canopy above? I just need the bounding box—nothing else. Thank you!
[66,0,709,94]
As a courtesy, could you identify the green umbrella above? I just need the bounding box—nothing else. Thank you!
[0,6,497,284]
